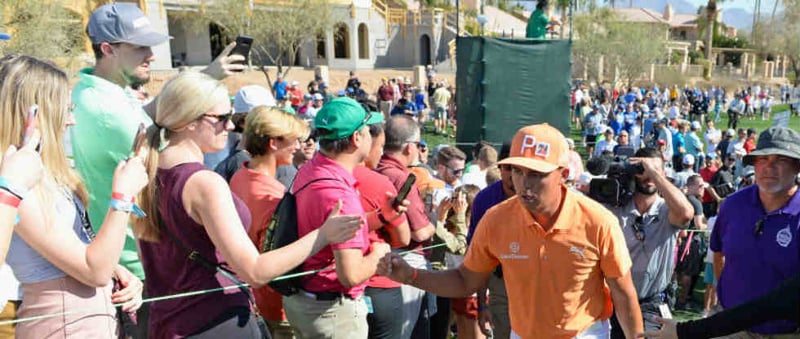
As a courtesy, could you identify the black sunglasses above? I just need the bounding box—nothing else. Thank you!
[202,113,233,125]
[632,216,646,241]
[446,165,465,175]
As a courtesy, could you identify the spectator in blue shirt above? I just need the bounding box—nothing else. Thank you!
[273,73,288,101]
[672,121,688,169]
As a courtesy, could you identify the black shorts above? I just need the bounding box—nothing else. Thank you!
[586,134,598,147]
[676,238,704,276]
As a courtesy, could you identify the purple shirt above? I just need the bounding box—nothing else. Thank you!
[293,153,370,298]
[139,163,252,338]
[710,184,800,334]
[467,180,511,244]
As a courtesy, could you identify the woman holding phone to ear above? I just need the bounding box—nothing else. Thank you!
[0,54,149,338]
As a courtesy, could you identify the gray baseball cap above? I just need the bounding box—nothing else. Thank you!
[743,127,800,166]
[87,3,169,46]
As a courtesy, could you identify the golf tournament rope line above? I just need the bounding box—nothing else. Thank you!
[0,243,447,326]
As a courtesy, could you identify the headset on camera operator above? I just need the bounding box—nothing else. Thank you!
[590,147,693,338]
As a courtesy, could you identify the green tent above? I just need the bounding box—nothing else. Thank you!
[456,37,572,149]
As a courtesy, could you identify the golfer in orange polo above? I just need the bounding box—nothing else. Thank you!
[379,124,643,338]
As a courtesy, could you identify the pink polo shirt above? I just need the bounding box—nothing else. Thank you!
[294,153,370,298]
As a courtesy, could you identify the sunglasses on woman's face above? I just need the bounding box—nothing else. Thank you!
[202,113,233,125]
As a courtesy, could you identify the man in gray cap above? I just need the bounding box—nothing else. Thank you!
[710,126,800,337]
[70,3,243,338]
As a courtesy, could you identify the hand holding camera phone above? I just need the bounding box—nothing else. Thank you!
[393,173,416,209]
[228,35,253,71]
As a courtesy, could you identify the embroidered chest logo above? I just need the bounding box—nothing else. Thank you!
[776,225,793,248]
[500,241,529,260]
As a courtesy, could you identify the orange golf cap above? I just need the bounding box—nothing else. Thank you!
[498,123,570,173]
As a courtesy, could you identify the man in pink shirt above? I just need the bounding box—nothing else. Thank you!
[284,97,394,338]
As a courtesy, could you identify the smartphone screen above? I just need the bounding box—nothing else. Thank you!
[393,173,417,208]
[229,35,253,66]
[22,105,39,146]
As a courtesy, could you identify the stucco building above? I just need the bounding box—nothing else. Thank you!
[64,0,457,70]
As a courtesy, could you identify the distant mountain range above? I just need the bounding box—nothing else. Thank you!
[616,0,753,30]
[516,0,756,30]
[625,0,756,30]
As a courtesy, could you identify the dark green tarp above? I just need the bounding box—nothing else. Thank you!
[455,37,572,148]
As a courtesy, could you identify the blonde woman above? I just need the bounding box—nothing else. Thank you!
[134,72,363,338]
[0,54,149,338]
[228,106,309,338]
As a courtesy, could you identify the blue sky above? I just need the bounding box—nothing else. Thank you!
[685,0,781,11]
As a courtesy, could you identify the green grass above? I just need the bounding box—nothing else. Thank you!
[423,104,797,156]
[420,121,457,148]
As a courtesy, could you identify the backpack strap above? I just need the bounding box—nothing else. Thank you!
[290,177,341,194]
[158,218,259,311]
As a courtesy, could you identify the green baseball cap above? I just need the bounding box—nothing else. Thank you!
[315,97,384,140]
[279,105,296,115]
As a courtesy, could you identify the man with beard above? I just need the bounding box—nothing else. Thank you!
[70,4,242,337]
[605,147,693,339]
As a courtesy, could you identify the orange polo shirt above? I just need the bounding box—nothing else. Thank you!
[463,186,631,339]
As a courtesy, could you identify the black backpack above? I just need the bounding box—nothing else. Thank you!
[262,178,336,296]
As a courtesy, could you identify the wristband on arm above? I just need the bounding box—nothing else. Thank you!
[109,192,146,218]
[0,190,21,208]
[0,189,22,226]
[0,177,26,200]
[378,209,404,228]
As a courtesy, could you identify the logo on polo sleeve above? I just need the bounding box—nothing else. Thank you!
[776,225,793,248]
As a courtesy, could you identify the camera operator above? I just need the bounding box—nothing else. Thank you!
[604,147,694,339]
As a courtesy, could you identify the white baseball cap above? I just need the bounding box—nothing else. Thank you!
[233,85,276,113]
[682,154,695,166]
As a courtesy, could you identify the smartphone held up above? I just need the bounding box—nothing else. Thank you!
[228,35,253,71]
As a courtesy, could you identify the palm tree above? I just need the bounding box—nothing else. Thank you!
[557,0,570,38]
[704,0,726,60]
[771,0,781,20]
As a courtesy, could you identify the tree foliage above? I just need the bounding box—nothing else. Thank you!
[574,8,667,86]
[172,0,335,78]
[756,0,800,85]
[0,0,85,61]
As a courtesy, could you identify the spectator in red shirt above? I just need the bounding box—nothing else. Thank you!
[743,128,757,154]
[378,78,395,119]
[355,121,412,338]
[376,115,436,337]
[288,81,304,111]
[699,153,719,217]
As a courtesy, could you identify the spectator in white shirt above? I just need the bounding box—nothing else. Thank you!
[594,128,618,157]
[704,120,721,157]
